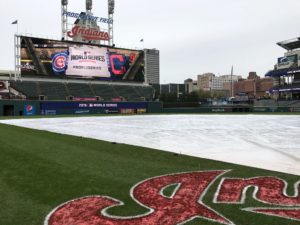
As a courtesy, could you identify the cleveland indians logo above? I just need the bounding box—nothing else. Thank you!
[45,171,300,225]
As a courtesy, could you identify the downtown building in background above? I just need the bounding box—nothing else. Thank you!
[144,49,160,84]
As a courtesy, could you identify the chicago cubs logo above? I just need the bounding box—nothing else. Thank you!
[45,170,300,225]
[52,52,68,73]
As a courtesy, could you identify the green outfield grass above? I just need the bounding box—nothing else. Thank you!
[0,123,299,225]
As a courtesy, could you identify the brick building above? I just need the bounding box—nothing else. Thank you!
[230,72,273,99]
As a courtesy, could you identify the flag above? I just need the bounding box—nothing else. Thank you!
[140,39,144,42]
[11,20,18,24]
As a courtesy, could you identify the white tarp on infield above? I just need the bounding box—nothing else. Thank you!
[1,114,299,175]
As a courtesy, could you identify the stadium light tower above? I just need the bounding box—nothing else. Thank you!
[86,0,92,13]
[108,0,115,45]
[61,0,68,40]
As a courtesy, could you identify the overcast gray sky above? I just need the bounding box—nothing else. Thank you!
[1,0,300,83]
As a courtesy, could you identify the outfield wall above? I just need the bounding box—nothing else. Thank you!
[1,100,300,116]
[0,100,40,116]
[162,106,300,113]
[40,101,153,115]
[0,100,161,116]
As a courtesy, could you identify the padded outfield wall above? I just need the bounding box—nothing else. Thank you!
[162,106,300,113]
[0,100,162,116]
[39,101,160,115]
[0,100,40,116]
[1,100,300,116]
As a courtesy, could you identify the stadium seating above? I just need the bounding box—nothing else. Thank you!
[9,80,154,102]
[135,86,154,100]
[39,82,68,100]
[91,83,118,100]
[10,81,39,100]
[67,83,94,98]
[254,99,300,107]
[113,85,141,101]
[278,100,300,107]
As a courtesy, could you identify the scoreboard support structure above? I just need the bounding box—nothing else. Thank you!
[61,0,68,41]
[14,34,21,81]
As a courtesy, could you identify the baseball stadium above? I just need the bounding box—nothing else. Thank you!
[0,1,299,225]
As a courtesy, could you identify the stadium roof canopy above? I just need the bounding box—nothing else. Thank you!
[265,67,300,77]
[0,70,14,75]
[268,83,300,93]
[277,37,300,50]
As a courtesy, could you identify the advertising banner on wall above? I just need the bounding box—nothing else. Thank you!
[277,55,298,69]
[20,36,144,82]
[24,105,36,116]
[40,102,148,115]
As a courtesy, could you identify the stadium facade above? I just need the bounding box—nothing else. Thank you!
[265,36,300,100]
